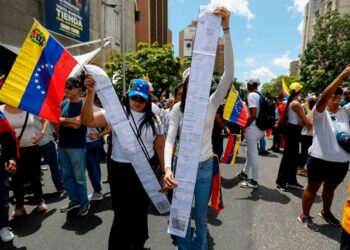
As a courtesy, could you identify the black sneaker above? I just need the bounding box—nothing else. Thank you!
[77,203,90,217]
[288,182,304,189]
[319,210,340,226]
[298,214,319,231]
[237,171,248,181]
[60,202,80,213]
[239,179,258,189]
[276,184,288,192]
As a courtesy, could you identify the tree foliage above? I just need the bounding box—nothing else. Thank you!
[105,42,190,97]
[299,12,350,94]
[262,75,300,97]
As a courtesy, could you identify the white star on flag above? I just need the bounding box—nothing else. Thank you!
[41,91,45,95]
[45,64,49,67]
[41,65,45,68]
[35,73,39,77]
[37,85,41,89]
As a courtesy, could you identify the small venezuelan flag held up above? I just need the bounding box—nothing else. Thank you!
[0,21,77,123]
[281,79,290,99]
[304,102,311,115]
[211,155,224,213]
[223,86,247,127]
[221,134,241,165]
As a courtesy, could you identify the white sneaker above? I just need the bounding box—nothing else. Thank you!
[89,192,103,201]
[0,227,14,242]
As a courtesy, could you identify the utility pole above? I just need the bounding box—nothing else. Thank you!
[120,0,126,96]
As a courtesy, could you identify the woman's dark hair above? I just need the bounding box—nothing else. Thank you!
[174,83,184,97]
[180,78,189,113]
[123,95,158,136]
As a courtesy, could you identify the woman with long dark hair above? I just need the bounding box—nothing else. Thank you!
[81,78,165,250]
[276,82,312,192]
[162,7,233,249]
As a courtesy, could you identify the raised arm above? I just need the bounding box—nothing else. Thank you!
[316,65,350,113]
[211,8,234,108]
[81,74,108,128]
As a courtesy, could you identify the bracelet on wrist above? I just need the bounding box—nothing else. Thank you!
[223,27,230,31]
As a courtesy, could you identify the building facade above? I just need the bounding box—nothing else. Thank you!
[135,0,170,48]
[0,0,137,65]
[301,0,350,54]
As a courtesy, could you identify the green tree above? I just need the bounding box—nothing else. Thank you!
[106,42,189,97]
[299,12,350,94]
[262,75,300,97]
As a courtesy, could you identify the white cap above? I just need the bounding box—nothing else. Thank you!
[247,77,260,86]
[182,67,191,83]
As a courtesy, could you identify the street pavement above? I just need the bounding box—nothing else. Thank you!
[1,137,348,250]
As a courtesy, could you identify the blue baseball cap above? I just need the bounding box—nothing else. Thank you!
[128,79,150,100]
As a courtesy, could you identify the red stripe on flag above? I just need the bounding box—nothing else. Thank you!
[39,51,77,123]
[221,134,234,163]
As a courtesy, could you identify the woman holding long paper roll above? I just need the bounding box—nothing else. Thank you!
[163,7,233,250]
[81,77,165,250]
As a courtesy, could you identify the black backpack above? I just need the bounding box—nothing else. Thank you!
[253,91,275,130]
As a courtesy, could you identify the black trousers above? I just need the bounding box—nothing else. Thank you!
[276,124,302,186]
[298,135,313,168]
[108,160,149,250]
[12,146,43,207]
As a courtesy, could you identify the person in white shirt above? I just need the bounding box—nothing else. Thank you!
[298,65,350,232]
[237,78,264,189]
[81,77,165,250]
[162,7,233,249]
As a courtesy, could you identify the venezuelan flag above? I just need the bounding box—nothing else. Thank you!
[223,86,247,127]
[211,155,224,213]
[281,79,290,99]
[221,134,241,165]
[304,102,311,115]
[0,21,77,123]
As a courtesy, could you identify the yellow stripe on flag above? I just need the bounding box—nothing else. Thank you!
[223,86,238,121]
[0,22,48,107]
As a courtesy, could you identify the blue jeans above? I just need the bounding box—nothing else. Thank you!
[0,169,9,228]
[259,136,266,153]
[176,157,213,250]
[40,141,63,189]
[58,147,89,205]
[86,140,103,193]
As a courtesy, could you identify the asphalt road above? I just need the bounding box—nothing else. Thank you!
[1,137,348,250]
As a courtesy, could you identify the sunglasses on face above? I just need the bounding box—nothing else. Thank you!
[65,86,74,91]
[130,95,147,103]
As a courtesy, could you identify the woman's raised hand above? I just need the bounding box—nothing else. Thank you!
[213,7,230,31]
[84,74,96,95]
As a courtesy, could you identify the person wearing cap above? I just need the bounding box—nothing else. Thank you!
[341,88,350,107]
[295,65,350,232]
[162,7,233,249]
[57,77,89,216]
[236,77,264,189]
[275,82,312,192]
[81,77,164,250]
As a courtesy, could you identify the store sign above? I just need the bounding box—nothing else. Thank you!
[45,0,90,42]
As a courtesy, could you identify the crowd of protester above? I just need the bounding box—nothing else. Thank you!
[1,6,350,250]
